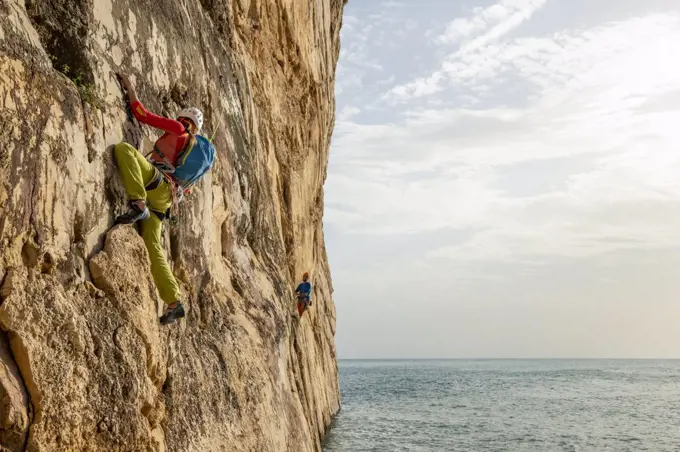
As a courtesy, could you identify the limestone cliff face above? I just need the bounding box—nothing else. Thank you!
[0,0,343,451]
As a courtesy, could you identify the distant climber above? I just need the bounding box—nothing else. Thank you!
[114,73,215,325]
[295,272,312,316]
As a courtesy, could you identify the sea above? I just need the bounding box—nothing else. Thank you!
[322,359,680,452]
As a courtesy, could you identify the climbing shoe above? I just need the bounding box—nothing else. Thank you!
[160,303,186,325]
[115,200,150,225]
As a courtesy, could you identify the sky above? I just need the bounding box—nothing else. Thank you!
[324,0,680,359]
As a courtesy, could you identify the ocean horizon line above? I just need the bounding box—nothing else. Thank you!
[338,357,680,361]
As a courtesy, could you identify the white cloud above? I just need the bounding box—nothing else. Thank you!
[388,0,548,101]
[438,0,546,46]
[385,72,445,100]
[329,11,680,264]
[337,106,361,122]
[332,0,680,360]
[334,8,423,102]
[381,1,406,8]
[377,75,396,86]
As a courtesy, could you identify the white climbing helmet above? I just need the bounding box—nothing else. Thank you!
[177,107,204,131]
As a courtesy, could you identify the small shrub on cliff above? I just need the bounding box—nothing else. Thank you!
[54,60,104,110]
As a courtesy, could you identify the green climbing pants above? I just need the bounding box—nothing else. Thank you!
[113,142,181,305]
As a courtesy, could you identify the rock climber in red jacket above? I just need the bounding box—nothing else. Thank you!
[115,73,204,324]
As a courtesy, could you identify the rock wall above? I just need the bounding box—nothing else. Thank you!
[0,0,344,450]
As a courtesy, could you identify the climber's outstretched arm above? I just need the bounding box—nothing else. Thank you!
[118,73,185,135]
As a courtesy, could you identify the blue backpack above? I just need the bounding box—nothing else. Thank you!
[172,134,215,189]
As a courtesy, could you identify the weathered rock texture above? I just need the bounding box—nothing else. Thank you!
[0,0,343,450]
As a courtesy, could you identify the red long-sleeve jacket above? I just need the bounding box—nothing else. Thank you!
[131,100,191,167]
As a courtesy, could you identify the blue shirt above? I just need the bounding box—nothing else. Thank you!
[296,282,312,300]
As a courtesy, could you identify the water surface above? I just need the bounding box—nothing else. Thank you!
[323,359,680,451]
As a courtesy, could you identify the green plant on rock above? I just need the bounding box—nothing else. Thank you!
[65,69,103,110]
[49,55,104,110]
[77,83,104,110]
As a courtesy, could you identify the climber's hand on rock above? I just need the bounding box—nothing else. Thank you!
[118,73,133,92]
[117,73,139,104]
